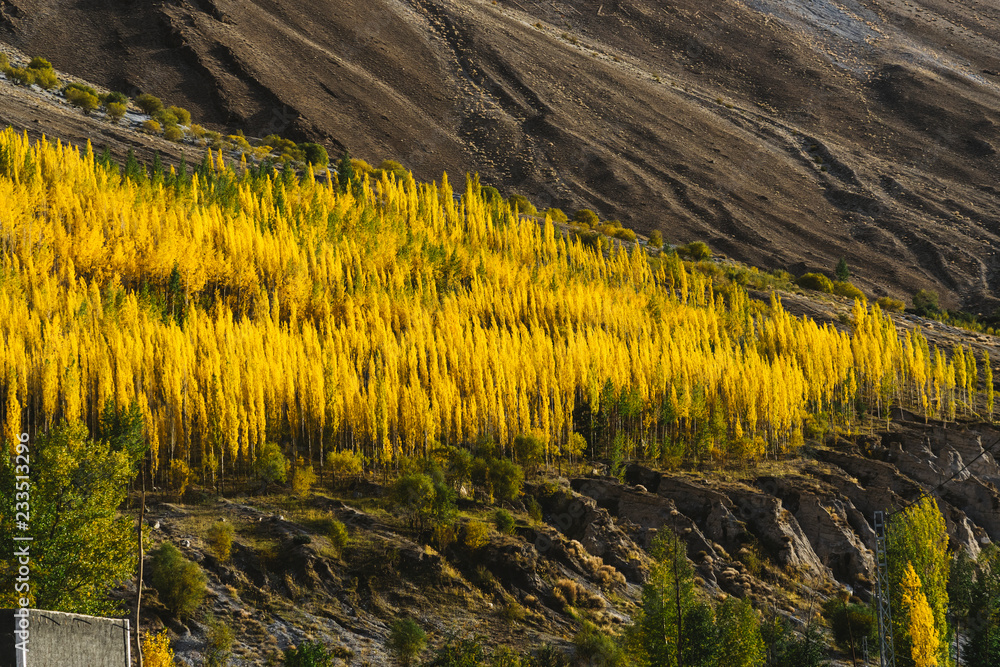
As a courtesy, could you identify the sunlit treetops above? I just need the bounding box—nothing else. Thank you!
[0,128,987,484]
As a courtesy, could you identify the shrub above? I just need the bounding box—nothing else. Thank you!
[432,522,456,551]
[63,82,98,97]
[677,241,712,261]
[545,207,568,224]
[189,124,207,138]
[135,93,164,115]
[163,126,184,142]
[833,281,865,300]
[141,119,162,135]
[150,542,207,618]
[302,142,329,167]
[573,209,600,227]
[203,616,234,667]
[105,102,128,124]
[648,229,664,248]
[8,67,35,86]
[912,288,940,316]
[66,87,99,114]
[141,630,176,667]
[28,56,52,71]
[501,601,526,623]
[595,564,625,590]
[796,272,834,293]
[283,641,337,667]
[612,227,637,242]
[101,91,128,107]
[494,509,516,535]
[166,105,191,125]
[573,621,623,666]
[877,296,906,313]
[0,53,8,69]
[387,618,426,667]
[526,495,543,523]
[463,520,490,550]
[256,442,288,488]
[206,521,234,562]
[153,109,179,126]
[291,458,317,498]
[508,194,538,216]
[326,517,349,553]
[30,67,58,90]
[326,449,364,486]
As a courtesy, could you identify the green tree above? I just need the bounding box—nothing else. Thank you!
[149,542,207,618]
[0,420,140,614]
[391,472,436,529]
[489,458,524,503]
[912,290,940,317]
[573,209,600,227]
[715,597,765,667]
[388,618,426,666]
[513,431,545,474]
[337,150,354,192]
[835,257,850,281]
[648,230,664,249]
[302,143,329,167]
[255,442,289,490]
[888,497,950,666]
[962,545,1000,666]
[627,530,695,666]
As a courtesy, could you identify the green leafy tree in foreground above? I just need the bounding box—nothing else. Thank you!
[887,496,950,667]
[0,419,141,615]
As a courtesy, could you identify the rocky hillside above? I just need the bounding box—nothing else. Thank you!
[129,409,1000,665]
[2,0,1000,308]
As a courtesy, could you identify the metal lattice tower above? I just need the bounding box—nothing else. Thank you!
[873,511,896,667]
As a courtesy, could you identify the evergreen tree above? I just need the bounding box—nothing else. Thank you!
[338,150,354,192]
[835,257,850,281]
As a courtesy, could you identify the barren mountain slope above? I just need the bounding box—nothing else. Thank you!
[3,0,1000,307]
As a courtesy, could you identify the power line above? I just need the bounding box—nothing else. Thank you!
[888,432,1000,518]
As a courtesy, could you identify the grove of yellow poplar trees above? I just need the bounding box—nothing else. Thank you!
[0,128,988,485]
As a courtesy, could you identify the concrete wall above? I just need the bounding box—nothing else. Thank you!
[0,609,130,667]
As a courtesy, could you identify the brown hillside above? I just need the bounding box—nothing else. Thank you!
[3,0,1000,308]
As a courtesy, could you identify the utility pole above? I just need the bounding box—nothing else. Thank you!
[873,511,895,667]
